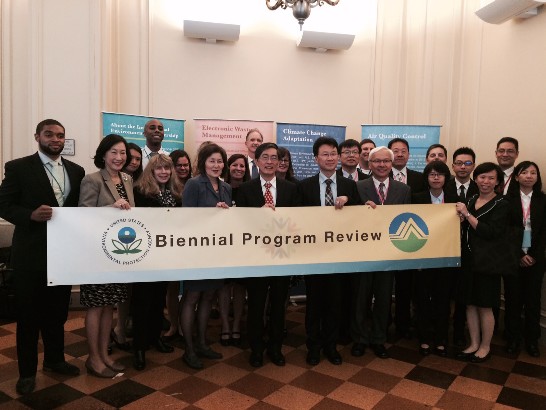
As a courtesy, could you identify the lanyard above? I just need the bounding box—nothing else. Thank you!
[521,197,531,228]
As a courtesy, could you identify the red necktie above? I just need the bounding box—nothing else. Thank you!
[264,182,273,205]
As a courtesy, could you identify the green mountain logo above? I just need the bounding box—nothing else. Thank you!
[389,213,429,252]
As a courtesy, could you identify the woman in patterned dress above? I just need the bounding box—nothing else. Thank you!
[78,134,134,378]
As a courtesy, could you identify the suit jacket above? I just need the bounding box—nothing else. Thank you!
[236,178,300,208]
[412,190,459,205]
[79,169,135,207]
[390,168,426,194]
[0,152,85,270]
[444,178,478,202]
[298,173,362,207]
[357,178,411,205]
[182,174,232,207]
[336,167,369,181]
[507,191,546,267]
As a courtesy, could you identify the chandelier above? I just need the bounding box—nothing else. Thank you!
[266,0,341,29]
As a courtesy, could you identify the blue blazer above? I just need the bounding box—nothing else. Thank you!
[182,174,232,207]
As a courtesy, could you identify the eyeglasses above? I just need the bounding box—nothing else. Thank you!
[259,155,278,162]
[341,150,360,156]
[279,158,290,163]
[496,149,517,155]
[175,163,190,168]
[428,172,445,178]
[318,152,338,159]
[453,160,473,167]
[369,159,393,164]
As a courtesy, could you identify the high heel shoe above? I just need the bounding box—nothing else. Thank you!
[455,350,477,361]
[85,360,116,378]
[105,361,125,372]
[110,329,131,351]
[220,332,231,347]
[230,332,241,347]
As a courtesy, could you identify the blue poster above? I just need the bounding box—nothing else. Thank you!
[102,112,185,153]
[361,125,441,172]
[277,123,346,180]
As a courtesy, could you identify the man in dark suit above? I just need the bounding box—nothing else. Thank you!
[445,147,478,202]
[387,137,424,339]
[336,139,369,181]
[237,142,299,368]
[336,139,368,344]
[245,128,264,179]
[495,137,519,195]
[298,136,362,366]
[0,119,85,395]
[352,146,411,359]
[444,146,478,347]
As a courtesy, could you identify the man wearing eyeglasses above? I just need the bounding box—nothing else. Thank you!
[445,147,478,203]
[444,147,478,347]
[495,137,519,195]
[237,143,299,368]
[298,136,361,366]
[336,139,369,181]
[352,147,411,359]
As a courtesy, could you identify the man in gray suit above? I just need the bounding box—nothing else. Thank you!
[351,146,411,359]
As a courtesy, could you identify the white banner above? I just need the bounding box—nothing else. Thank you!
[47,205,461,285]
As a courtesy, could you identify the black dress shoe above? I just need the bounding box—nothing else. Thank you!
[155,338,174,353]
[306,348,321,366]
[526,344,540,357]
[43,361,80,376]
[455,350,477,361]
[370,344,389,359]
[324,348,342,365]
[470,352,491,363]
[433,346,448,357]
[249,351,263,367]
[16,376,35,395]
[267,350,286,366]
[351,343,366,357]
[505,341,520,354]
[419,345,431,356]
[134,350,146,370]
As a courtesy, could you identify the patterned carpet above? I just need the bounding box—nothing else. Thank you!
[0,304,545,409]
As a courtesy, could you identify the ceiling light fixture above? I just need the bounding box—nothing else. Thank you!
[266,0,341,29]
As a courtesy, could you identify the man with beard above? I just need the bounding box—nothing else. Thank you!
[141,119,167,169]
[0,119,85,395]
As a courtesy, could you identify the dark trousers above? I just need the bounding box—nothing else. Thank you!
[450,268,466,337]
[504,264,545,344]
[14,269,71,377]
[394,270,414,334]
[415,268,451,346]
[304,274,342,350]
[246,276,290,353]
[351,271,395,345]
[132,281,168,350]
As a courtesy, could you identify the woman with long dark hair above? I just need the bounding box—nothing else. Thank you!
[455,162,515,363]
[504,161,546,357]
